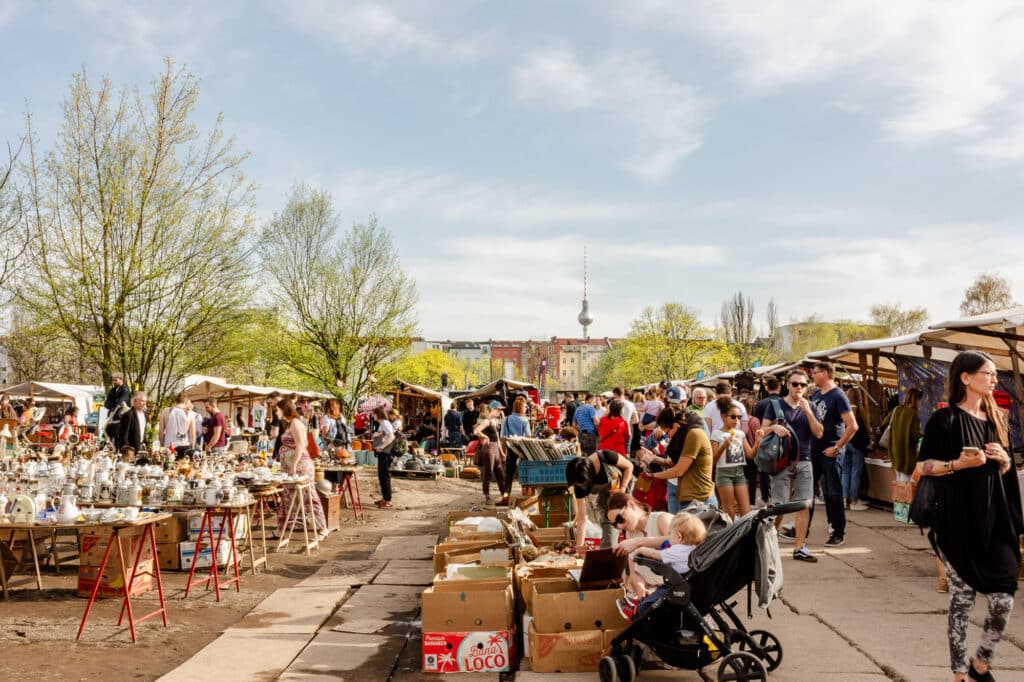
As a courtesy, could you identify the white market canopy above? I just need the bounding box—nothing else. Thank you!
[922,306,1024,368]
[180,375,328,405]
[459,378,536,402]
[1,381,104,416]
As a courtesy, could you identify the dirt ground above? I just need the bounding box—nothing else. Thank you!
[0,470,483,681]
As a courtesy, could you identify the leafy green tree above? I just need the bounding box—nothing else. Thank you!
[869,303,929,336]
[20,60,255,401]
[587,303,736,390]
[960,273,1015,316]
[260,184,418,411]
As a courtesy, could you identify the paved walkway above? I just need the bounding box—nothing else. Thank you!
[158,505,1024,681]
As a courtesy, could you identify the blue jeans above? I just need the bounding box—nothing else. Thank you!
[667,481,680,513]
[814,450,846,537]
[839,443,865,502]
[667,481,717,513]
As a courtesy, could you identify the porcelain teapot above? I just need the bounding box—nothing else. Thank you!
[165,477,184,504]
[57,494,79,524]
[203,479,222,506]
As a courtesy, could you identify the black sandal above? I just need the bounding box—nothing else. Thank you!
[968,659,995,681]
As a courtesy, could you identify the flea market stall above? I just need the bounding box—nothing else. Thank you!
[2,381,104,445]
[388,381,452,450]
[180,374,328,436]
[806,315,1024,506]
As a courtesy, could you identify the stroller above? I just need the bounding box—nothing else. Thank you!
[601,500,809,682]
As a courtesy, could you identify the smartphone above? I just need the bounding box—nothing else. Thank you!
[962,446,981,455]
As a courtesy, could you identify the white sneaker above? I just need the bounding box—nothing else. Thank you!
[849,501,869,511]
[814,495,825,505]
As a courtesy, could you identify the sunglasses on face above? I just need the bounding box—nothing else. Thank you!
[612,513,626,527]
[790,382,807,388]
[725,414,741,419]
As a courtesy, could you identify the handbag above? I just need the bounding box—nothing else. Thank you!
[909,473,946,528]
[878,423,893,450]
[632,472,667,511]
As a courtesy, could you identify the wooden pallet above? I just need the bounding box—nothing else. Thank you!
[390,468,443,480]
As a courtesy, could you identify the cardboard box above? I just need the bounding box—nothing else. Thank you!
[892,481,915,504]
[530,527,570,546]
[153,513,190,544]
[432,564,512,592]
[433,540,507,574]
[157,542,182,571]
[530,512,571,529]
[318,492,341,532]
[531,581,628,633]
[527,621,605,673]
[523,577,576,614]
[422,584,514,633]
[187,511,247,541]
[76,560,154,599]
[79,527,152,567]
[422,630,514,673]
[179,539,235,570]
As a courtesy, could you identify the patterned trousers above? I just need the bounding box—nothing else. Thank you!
[941,553,1014,674]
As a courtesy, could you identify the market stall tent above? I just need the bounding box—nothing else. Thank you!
[388,381,453,438]
[1,381,103,417]
[459,379,536,404]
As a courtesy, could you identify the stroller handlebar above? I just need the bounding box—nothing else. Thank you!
[756,499,811,520]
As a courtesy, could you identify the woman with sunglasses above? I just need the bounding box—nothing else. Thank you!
[710,396,761,519]
[606,492,674,596]
[916,350,1021,682]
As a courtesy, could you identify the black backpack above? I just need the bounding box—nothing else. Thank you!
[755,399,799,474]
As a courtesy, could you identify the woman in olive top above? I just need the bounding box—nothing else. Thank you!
[639,408,715,508]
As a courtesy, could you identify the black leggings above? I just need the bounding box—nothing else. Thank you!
[377,451,393,501]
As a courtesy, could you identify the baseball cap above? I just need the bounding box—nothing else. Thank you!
[665,386,684,404]
[488,400,505,410]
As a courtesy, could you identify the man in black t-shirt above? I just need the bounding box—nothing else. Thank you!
[752,376,782,422]
[561,393,577,427]
[460,399,478,443]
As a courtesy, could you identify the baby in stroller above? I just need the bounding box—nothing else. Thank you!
[617,511,707,621]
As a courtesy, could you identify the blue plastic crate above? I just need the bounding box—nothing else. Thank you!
[518,459,571,486]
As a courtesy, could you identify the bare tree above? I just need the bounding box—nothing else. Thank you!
[720,290,757,367]
[960,273,1015,317]
[20,60,256,401]
[260,185,418,412]
[870,303,929,336]
[766,298,779,340]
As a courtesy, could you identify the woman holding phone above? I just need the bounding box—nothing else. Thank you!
[916,350,1023,682]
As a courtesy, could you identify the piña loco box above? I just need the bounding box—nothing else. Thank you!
[421,583,515,673]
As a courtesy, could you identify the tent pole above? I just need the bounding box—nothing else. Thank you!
[1001,334,1024,455]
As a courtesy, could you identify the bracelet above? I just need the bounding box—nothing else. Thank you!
[947,461,956,475]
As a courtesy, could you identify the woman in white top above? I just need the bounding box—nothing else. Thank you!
[606,492,674,598]
[709,396,760,519]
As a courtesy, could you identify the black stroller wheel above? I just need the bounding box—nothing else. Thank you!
[599,655,619,682]
[630,642,644,670]
[717,651,767,682]
[737,629,783,671]
[616,654,636,682]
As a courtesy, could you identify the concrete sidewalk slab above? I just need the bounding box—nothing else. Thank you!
[329,584,422,635]
[298,559,386,588]
[157,629,311,682]
[373,559,434,586]
[370,534,438,560]
[235,585,350,634]
[280,630,407,679]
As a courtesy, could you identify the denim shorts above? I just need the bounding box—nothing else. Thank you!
[771,460,813,504]
[715,465,747,487]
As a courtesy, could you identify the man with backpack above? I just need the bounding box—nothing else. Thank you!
[759,369,823,563]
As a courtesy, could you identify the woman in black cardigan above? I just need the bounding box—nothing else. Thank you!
[917,350,1023,682]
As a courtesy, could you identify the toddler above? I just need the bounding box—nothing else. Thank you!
[617,510,707,621]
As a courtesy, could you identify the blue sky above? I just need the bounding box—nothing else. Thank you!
[3,1,1023,341]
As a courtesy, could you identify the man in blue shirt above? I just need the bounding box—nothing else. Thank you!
[573,394,600,455]
[809,362,858,547]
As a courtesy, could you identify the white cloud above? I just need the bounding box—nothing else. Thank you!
[328,167,655,229]
[514,44,706,181]
[0,0,16,25]
[626,0,1024,160]
[281,0,482,63]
